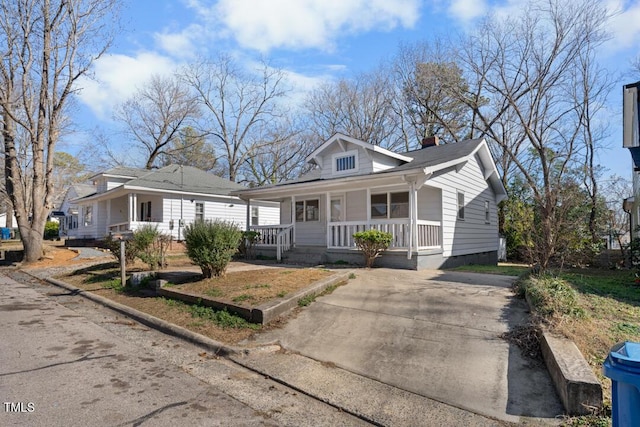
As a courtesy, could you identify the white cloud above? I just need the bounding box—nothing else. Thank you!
[605,0,640,53]
[196,0,421,52]
[76,52,180,119]
[448,0,488,22]
[153,24,204,59]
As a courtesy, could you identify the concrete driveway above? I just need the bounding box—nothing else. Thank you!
[249,268,564,423]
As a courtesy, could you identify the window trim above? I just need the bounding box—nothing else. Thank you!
[83,206,93,226]
[370,191,409,220]
[251,206,259,226]
[484,200,490,224]
[331,149,359,175]
[457,191,465,220]
[295,199,320,222]
[195,202,205,222]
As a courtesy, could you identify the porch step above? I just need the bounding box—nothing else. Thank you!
[283,247,325,265]
[255,246,325,265]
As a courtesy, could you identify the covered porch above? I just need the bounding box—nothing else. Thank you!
[242,177,443,261]
[101,192,164,235]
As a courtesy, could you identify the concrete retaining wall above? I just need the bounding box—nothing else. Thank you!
[156,270,354,325]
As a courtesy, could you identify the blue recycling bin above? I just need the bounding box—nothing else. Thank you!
[603,341,640,427]
[0,227,10,240]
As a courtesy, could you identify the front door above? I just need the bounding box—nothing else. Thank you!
[330,196,344,247]
[330,196,344,222]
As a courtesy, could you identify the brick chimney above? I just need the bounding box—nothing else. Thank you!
[421,136,439,149]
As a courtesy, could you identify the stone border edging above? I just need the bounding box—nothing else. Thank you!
[156,270,355,324]
[44,277,240,357]
[524,292,602,415]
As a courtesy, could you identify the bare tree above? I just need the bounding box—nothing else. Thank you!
[0,0,117,262]
[243,119,314,186]
[114,74,199,169]
[303,67,403,151]
[181,55,291,182]
[455,0,610,270]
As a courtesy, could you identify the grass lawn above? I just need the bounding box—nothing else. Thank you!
[517,268,640,426]
[57,261,335,344]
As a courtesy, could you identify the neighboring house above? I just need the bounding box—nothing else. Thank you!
[72,165,279,240]
[233,133,507,269]
[623,81,640,239]
[0,212,17,228]
[58,183,97,239]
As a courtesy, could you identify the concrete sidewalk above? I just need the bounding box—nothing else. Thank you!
[244,268,564,424]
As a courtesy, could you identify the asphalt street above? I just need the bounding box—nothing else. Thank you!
[0,270,366,427]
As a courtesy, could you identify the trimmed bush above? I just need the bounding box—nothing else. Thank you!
[184,220,242,278]
[353,229,393,268]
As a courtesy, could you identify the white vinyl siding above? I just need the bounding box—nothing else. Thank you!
[429,154,498,257]
[345,190,366,221]
[292,195,326,246]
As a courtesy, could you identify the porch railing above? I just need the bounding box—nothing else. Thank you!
[328,220,441,250]
[250,224,294,261]
[108,221,162,233]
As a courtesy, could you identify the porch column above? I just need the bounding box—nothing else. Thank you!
[412,184,419,255]
[366,188,371,226]
[291,195,296,246]
[245,198,251,231]
[128,193,137,222]
[408,182,415,260]
[106,199,111,234]
[325,192,331,248]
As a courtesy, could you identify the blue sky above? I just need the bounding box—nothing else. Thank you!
[69,0,640,177]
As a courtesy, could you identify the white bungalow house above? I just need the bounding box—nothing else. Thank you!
[71,165,279,241]
[233,133,508,269]
[58,183,98,239]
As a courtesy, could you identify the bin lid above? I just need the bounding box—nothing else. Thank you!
[610,341,640,367]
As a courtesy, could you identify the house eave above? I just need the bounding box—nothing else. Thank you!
[305,133,413,165]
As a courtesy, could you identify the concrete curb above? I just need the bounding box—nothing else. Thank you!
[524,292,602,415]
[44,277,240,357]
[156,270,355,324]
[539,329,603,416]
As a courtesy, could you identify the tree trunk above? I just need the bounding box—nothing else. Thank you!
[22,229,44,262]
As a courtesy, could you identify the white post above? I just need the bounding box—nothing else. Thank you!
[245,198,251,231]
[407,182,414,260]
[291,195,296,247]
[413,186,419,251]
[325,192,331,248]
[106,199,111,235]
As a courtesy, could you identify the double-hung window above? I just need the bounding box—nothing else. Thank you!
[457,192,465,220]
[195,202,204,222]
[370,192,409,219]
[295,199,319,222]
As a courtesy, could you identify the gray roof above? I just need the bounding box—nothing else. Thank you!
[99,166,148,179]
[71,183,97,198]
[249,138,485,190]
[125,165,245,196]
[390,139,484,172]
